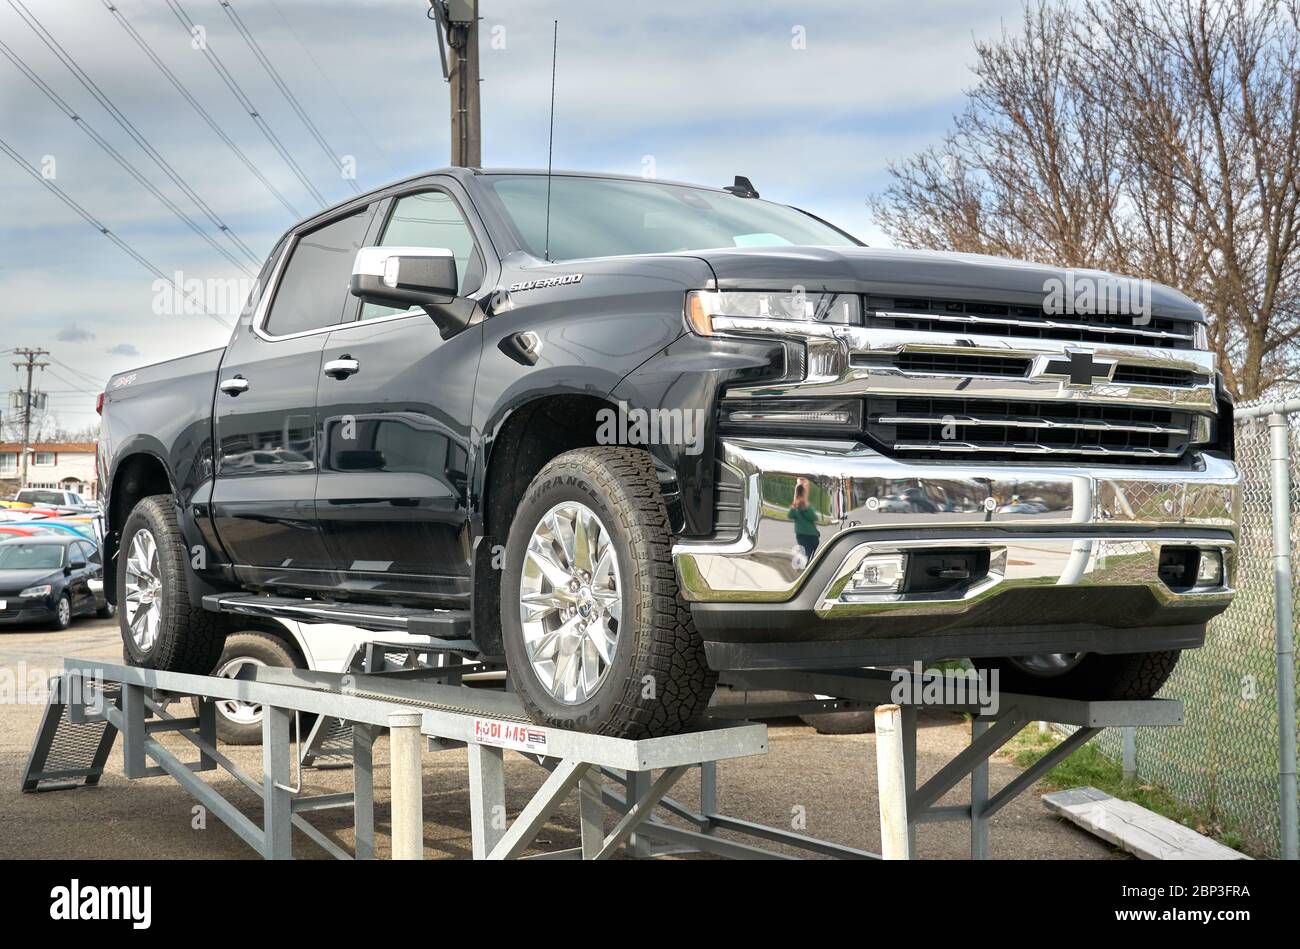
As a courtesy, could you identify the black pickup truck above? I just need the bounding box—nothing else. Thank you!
[98,167,1241,737]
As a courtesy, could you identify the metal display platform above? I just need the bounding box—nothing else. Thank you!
[717,668,1183,859]
[22,655,1182,860]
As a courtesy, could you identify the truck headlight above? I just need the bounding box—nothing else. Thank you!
[20,584,52,598]
[686,290,860,336]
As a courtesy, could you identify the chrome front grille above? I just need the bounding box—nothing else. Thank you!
[890,352,1031,377]
[866,396,1192,462]
[854,351,1201,387]
[1111,364,1203,387]
[865,296,1198,350]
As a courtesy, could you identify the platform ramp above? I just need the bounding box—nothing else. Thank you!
[22,677,120,792]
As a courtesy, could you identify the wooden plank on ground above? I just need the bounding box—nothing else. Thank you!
[1042,786,1250,860]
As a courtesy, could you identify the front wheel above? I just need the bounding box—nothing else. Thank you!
[501,447,715,738]
[49,593,72,630]
[972,650,1181,700]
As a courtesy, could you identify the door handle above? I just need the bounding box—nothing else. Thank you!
[323,357,360,379]
[219,376,249,396]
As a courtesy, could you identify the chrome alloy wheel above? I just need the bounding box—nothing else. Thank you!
[518,501,623,704]
[215,656,267,725]
[1008,652,1086,677]
[55,596,71,627]
[124,528,163,651]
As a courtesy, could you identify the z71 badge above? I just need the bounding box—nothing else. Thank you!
[509,273,583,293]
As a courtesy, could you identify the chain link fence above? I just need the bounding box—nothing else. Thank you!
[1068,407,1299,858]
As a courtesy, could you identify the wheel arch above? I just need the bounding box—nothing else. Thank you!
[472,392,679,657]
[104,451,175,605]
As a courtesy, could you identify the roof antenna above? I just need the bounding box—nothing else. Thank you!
[543,20,558,263]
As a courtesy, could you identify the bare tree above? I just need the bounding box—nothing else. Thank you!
[871,0,1300,401]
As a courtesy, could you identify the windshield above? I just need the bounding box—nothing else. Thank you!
[481,175,858,262]
[0,543,63,570]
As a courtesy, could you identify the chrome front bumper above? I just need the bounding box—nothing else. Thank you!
[673,438,1240,615]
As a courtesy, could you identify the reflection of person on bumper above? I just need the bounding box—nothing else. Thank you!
[789,479,819,563]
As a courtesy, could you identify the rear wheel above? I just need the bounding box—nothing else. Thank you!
[118,495,227,673]
[194,631,299,744]
[501,447,715,738]
[972,650,1181,700]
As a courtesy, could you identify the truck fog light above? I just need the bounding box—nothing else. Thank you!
[843,554,907,598]
[1195,548,1224,589]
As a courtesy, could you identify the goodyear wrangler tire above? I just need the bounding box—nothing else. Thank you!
[501,447,716,738]
[118,495,228,674]
[972,649,1181,700]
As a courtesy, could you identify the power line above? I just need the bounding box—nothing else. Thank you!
[44,370,101,395]
[97,0,301,219]
[220,0,360,193]
[0,35,256,278]
[266,0,398,177]
[47,358,104,387]
[7,0,263,270]
[165,0,329,209]
[0,135,234,331]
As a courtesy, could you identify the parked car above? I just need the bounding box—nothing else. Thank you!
[12,488,96,513]
[199,619,453,744]
[97,167,1240,738]
[0,535,112,629]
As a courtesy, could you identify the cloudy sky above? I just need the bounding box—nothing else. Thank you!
[0,0,1024,433]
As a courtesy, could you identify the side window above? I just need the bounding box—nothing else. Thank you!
[264,206,374,337]
[83,541,102,565]
[360,191,483,321]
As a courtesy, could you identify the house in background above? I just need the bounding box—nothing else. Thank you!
[0,442,99,499]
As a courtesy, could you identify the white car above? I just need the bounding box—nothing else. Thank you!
[204,620,439,743]
[12,488,96,512]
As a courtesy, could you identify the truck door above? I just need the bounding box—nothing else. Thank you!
[211,203,377,582]
[314,186,488,603]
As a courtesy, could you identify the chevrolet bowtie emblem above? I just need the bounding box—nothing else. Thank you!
[1038,351,1115,387]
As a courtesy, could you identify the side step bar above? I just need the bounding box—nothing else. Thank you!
[202,593,471,639]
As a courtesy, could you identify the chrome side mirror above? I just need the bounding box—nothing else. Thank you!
[349,246,471,338]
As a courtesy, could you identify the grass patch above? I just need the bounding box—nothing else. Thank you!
[1003,726,1250,854]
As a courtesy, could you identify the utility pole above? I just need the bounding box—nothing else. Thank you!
[430,0,481,167]
[12,348,49,489]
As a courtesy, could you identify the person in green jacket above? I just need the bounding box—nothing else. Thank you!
[789,480,820,561]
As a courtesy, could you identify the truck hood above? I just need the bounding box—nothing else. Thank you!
[692,245,1205,322]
